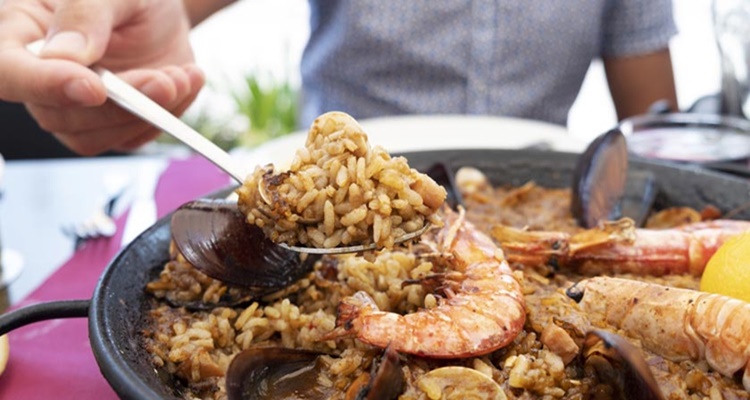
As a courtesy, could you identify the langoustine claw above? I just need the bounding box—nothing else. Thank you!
[326,208,526,358]
[493,218,750,276]
[568,276,750,391]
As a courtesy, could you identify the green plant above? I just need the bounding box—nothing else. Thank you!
[166,70,300,152]
[231,72,299,148]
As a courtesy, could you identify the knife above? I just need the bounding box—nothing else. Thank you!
[121,160,168,247]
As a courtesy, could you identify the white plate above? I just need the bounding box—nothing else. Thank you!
[232,115,588,168]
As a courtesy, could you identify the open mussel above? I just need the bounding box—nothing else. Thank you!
[225,346,404,400]
[571,128,657,228]
[571,129,629,228]
[225,347,331,400]
[347,345,404,400]
[582,329,665,400]
[170,199,320,292]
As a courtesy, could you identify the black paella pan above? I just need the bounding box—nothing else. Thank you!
[1,149,749,399]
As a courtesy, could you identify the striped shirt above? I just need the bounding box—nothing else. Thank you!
[300,0,676,127]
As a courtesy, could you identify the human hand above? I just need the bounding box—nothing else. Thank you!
[0,0,205,155]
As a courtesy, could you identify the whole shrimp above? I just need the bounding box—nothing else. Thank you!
[325,208,526,358]
[568,276,750,391]
[493,218,750,276]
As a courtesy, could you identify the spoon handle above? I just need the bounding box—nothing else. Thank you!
[26,40,246,183]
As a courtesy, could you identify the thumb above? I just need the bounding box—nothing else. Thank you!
[39,0,119,66]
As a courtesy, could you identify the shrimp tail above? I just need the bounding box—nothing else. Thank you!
[322,291,377,341]
[494,219,750,276]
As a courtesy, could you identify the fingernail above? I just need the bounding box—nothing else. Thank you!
[64,78,96,104]
[184,64,204,79]
[140,80,163,97]
[43,31,89,57]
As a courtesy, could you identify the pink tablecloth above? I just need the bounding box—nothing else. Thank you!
[0,155,231,399]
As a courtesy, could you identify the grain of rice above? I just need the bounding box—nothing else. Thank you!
[373,214,383,244]
[333,186,348,205]
[341,205,367,226]
[264,306,281,319]
[323,230,342,248]
[333,202,353,216]
[324,200,335,235]
[356,157,366,186]
[424,293,437,309]
[473,358,495,378]
[296,189,319,213]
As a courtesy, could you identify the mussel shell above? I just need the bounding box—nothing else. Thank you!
[620,169,657,227]
[571,129,628,228]
[171,199,319,290]
[583,329,665,400]
[225,347,330,400]
[352,345,404,400]
[225,346,403,400]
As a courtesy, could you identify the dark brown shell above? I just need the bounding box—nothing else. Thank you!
[225,347,331,400]
[571,129,629,228]
[171,199,319,290]
[583,329,665,400]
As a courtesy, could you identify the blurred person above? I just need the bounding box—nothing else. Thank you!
[0,0,677,156]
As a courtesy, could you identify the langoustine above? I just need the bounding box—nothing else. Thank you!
[325,208,526,358]
[568,276,750,391]
[492,217,750,276]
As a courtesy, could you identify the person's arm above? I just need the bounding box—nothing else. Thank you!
[183,0,238,27]
[603,48,678,120]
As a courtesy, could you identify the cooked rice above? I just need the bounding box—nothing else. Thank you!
[143,172,749,399]
[236,112,446,249]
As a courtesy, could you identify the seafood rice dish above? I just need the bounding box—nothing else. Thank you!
[143,114,750,399]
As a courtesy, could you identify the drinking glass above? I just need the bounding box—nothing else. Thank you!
[0,154,23,311]
[713,0,750,117]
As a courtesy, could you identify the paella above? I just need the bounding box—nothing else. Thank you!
[142,112,750,400]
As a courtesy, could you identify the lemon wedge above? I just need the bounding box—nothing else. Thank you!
[700,232,750,302]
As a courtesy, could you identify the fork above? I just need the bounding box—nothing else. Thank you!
[62,177,129,249]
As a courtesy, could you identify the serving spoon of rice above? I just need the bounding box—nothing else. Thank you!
[26,41,430,254]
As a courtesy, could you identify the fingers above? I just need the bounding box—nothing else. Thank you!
[40,0,143,66]
[52,119,159,156]
[114,80,205,153]
[0,3,106,105]
[28,64,204,155]
[0,47,106,106]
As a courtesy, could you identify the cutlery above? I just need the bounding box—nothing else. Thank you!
[62,174,130,249]
[120,160,168,247]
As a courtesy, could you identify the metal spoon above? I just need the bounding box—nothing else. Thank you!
[26,40,430,254]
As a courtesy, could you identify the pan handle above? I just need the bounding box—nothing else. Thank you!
[0,300,90,336]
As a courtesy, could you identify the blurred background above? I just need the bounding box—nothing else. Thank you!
[186,0,722,144]
[0,0,728,158]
